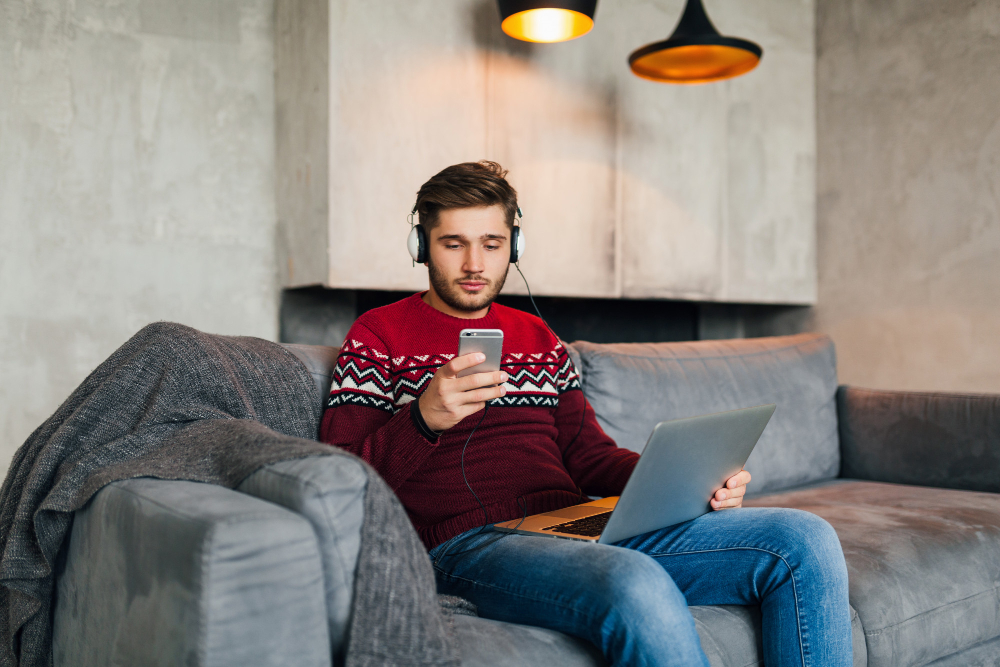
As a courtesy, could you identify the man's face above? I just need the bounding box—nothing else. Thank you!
[424,205,511,317]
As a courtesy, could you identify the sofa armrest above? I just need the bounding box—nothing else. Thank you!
[53,478,332,667]
[837,386,1000,493]
[238,455,368,660]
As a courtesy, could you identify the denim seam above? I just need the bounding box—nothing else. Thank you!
[647,546,808,667]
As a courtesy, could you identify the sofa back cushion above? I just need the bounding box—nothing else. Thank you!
[570,333,840,494]
[282,344,340,409]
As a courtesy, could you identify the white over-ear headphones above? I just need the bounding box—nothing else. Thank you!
[407,206,526,264]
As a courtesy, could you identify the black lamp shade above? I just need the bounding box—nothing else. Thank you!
[629,0,762,84]
[498,0,598,43]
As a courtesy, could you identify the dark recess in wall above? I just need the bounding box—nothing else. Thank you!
[280,287,812,349]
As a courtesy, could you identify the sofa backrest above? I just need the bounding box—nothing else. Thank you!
[569,334,840,495]
[282,334,841,495]
[282,343,340,412]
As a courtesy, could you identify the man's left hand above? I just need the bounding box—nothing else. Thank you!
[710,470,751,510]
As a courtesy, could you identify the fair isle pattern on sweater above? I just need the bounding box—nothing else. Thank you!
[319,293,641,550]
[327,338,581,413]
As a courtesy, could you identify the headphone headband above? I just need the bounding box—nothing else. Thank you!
[410,204,523,220]
[407,205,525,264]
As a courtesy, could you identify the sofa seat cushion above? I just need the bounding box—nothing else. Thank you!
[746,480,1000,666]
[924,634,1000,666]
[452,615,606,667]
[689,605,763,667]
[692,603,866,667]
[451,603,864,667]
[571,334,840,494]
[449,607,763,667]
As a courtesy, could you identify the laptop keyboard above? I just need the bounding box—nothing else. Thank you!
[542,511,612,537]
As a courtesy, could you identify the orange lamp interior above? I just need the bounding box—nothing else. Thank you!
[501,8,594,43]
[630,44,760,84]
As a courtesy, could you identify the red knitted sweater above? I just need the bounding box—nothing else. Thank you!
[319,292,639,550]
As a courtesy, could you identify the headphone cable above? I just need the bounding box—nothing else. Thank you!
[461,404,491,527]
[434,403,505,564]
[435,251,592,565]
[514,261,589,455]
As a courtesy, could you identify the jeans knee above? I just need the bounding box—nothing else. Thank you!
[802,513,845,571]
[583,548,708,667]
[591,549,689,624]
[767,509,848,586]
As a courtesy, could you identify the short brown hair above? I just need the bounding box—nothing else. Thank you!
[413,161,518,230]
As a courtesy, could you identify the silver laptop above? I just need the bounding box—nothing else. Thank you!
[494,404,776,544]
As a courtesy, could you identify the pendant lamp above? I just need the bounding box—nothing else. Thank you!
[628,0,762,84]
[498,0,598,43]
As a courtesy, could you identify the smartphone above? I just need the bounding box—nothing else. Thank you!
[457,329,504,379]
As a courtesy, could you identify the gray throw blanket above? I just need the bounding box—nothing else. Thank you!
[0,322,458,667]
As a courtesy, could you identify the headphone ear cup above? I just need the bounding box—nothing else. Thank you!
[407,224,428,263]
[510,226,525,263]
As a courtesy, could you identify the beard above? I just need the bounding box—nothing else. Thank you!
[427,259,509,313]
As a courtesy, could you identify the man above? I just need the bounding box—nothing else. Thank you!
[320,161,852,667]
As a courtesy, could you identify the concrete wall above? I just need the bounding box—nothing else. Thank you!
[0,0,279,477]
[815,0,1000,392]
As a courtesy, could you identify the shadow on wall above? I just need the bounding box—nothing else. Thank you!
[279,287,813,348]
[468,0,536,59]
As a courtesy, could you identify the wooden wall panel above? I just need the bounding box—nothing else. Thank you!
[718,0,816,304]
[486,41,619,298]
[278,0,817,304]
[276,0,329,287]
[326,0,488,291]
[612,0,816,303]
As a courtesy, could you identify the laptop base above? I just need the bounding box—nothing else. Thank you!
[494,497,618,542]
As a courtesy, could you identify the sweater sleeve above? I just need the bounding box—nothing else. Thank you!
[552,346,639,497]
[318,323,440,491]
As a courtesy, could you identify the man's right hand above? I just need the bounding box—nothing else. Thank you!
[417,353,508,432]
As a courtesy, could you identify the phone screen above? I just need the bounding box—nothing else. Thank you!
[457,329,504,379]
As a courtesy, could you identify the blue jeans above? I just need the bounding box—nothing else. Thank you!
[429,508,852,667]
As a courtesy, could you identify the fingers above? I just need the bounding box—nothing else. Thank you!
[710,496,744,510]
[443,353,487,377]
[455,370,508,392]
[435,381,505,417]
[727,469,752,489]
[715,484,746,502]
[711,478,748,510]
[420,358,508,432]
[461,384,507,405]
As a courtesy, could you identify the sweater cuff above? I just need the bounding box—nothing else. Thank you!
[410,400,441,443]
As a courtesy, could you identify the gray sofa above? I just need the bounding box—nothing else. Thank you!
[51,333,1000,666]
